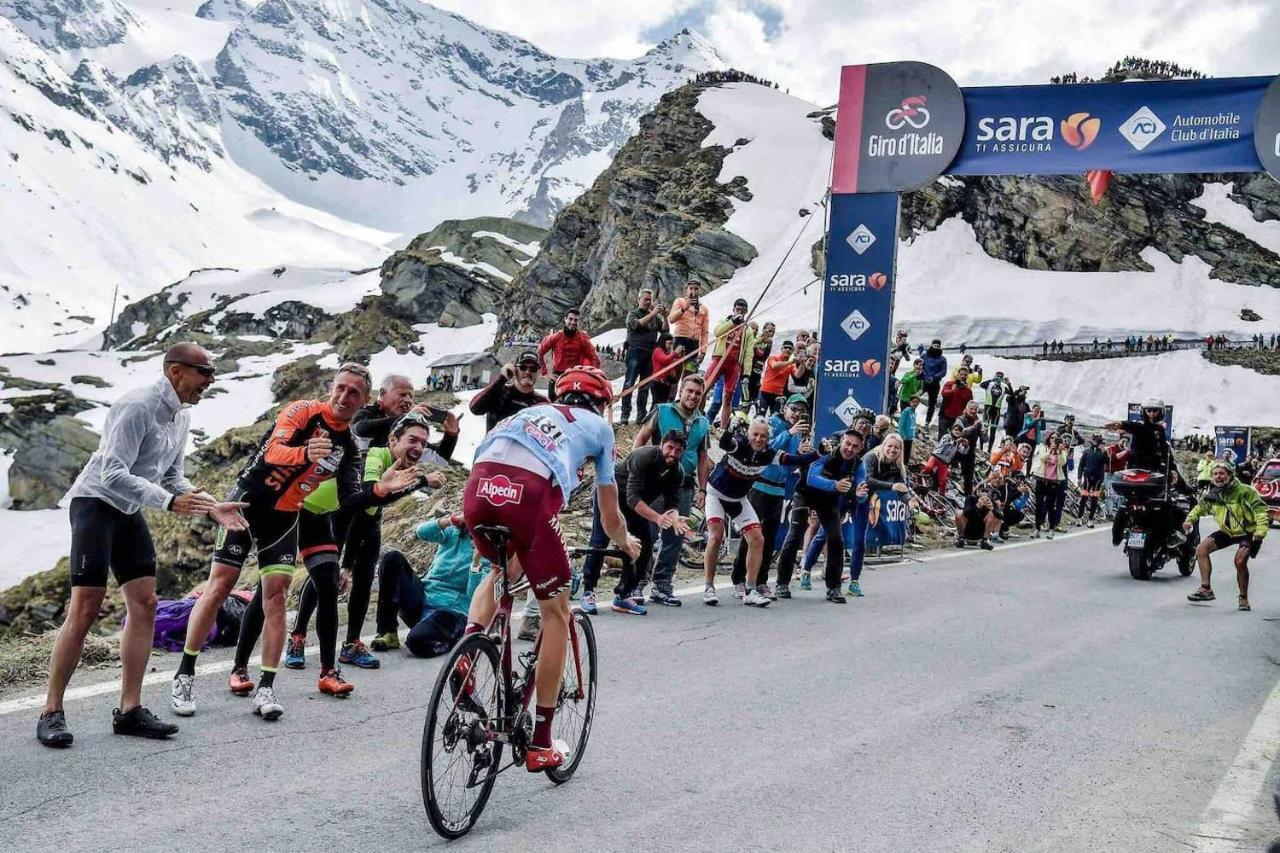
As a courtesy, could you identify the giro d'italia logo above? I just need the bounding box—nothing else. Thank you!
[885,95,930,130]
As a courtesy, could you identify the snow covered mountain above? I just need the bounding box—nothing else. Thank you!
[0,0,722,352]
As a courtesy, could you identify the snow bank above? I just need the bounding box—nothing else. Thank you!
[1191,183,1280,257]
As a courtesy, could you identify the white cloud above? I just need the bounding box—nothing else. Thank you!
[426,0,1279,104]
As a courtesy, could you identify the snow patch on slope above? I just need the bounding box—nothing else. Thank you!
[1191,182,1280,257]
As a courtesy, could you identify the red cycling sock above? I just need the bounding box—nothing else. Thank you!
[532,704,556,748]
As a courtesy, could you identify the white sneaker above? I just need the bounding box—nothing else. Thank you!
[744,588,771,607]
[170,674,195,717]
[733,583,746,599]
[703,586,719,606]
[252,686,284,721]
[1046,530,1055,540]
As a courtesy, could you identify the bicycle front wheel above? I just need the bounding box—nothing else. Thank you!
[421,634,504,839]
[546,609,598,784]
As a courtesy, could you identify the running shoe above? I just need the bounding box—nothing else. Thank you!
[580,591,598,615]
[252,686,284,721]
[112,706,178,740]
[170,674,196,717]
[775,584,792,599]
[825,589,847,604]
[1031,529,1042,539]
[703,585,719,606]
[228,667,254,696]
[284,633,307,670]
[36,710,73,748]
[340,641,380,670]
[611,597,647,615]
[733,583,747,600]
[799,571,812,591]
[1187,586,1215,602]
[525,739,571,772]
[318,668,355,697]
[846,580,864,598]
[517,612,541,642]
[648,589,683,607]
[370,632,400,652]
[743,588,771,607]
[758,583,777,601]
[1239,596,1251,612]
[628,589,645,606]
[1046,530,1055,540]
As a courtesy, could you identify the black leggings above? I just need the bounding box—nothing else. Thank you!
[775,497,844,591]
[293,512,380,644]
[235,557,341,672]
[923,379,942,423]
[1034,478,1066,530]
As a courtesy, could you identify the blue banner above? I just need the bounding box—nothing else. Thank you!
[1215,426,1252,465]
[950,76,1271,176]
[815,192,900,438]
[865,489,909,549]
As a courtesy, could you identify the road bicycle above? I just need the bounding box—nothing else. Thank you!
[420,525,620,839]
[679,506,740,570]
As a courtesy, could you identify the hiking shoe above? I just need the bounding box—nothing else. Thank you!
[733,583,747,600]
[648,589,683,607]
[252,686,284,721]
[1239,596,1252,612]
[979,539,994,551]
[370,632,400,652]
[340,641,380,669]
[318,668,355,697]
[825,589,847,604]
[580,591,598,615]
[703,585,719,606]
[36,710,73,748]
[611,596,647,615]
[228,667,254,696]
[518,612,541,642]
[743,588,771,607]
[170,674,196,717]
[799,572,812,591]
[758,583,777,601]
[284,634,307,669]
[775,584,792,599]
[113,705,178,740]
[847,580,864,598]
[1187,587,1215,603]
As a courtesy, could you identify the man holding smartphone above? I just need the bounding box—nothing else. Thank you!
[470,351,549,432]
[667,280,710,374]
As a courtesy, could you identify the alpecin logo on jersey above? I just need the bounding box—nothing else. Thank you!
[477,474,524,507]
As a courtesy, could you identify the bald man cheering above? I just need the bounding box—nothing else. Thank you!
[37,343,248,748]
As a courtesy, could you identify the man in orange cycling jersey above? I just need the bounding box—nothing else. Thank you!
[460,366,640,771]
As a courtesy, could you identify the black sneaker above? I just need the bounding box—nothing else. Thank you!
[955,537,966,548]
[825,589,847,604]
[112,705,179,740]
[36,710,74,748]
[648,589,683,607]
[776,584,792,599]
[979,539,994,551]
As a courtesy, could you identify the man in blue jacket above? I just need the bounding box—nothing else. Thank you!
[921,339,948,429]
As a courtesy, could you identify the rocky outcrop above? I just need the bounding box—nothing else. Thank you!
[497,82,757,340]
[8,415,99,509]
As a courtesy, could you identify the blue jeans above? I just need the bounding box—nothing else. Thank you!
[580,496,611,594]
[621,348,653,422]
[652,484,694,594]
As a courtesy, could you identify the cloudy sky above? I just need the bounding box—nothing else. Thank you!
[433,0,1280,105]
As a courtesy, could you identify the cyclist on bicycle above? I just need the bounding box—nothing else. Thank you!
[460,365,640,772]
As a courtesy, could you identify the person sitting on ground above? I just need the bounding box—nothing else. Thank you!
[372,513,487,657]
[1185,459,1268,611]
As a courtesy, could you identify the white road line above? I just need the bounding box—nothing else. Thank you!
[1191,678,1280,851]
[0,525,1106,718]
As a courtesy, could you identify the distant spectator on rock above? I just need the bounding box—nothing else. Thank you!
[649,334,680,407]
[537,308,600,402]
[668,280,710,372]
[620,289,667,425]
[705,298,756,429]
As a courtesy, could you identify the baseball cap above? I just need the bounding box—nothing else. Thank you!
[786,393,809,408]
[780,340,794,349]
[516,351,539,366]
[733,298,749,310]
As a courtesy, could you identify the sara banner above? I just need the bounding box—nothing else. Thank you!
[1128,403,1174,440]
[864,489,909,550]
[950,76,1273,177]
[815,192,900,436]
[1215,426,1252,465]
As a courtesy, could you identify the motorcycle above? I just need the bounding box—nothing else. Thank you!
[1110,469,1197,580]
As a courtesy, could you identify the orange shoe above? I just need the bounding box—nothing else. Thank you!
[317,668,354,697]
[228,667,254,696]
[524,743,567,772]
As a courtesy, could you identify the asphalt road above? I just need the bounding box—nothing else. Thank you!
[3,528,1280,852]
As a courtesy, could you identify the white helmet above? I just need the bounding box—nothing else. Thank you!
[1141,397,1166,418]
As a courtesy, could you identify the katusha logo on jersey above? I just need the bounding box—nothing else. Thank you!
[974,111,1101,153]
[477,474,524,507]
[826,270,887,292]
[868,94,946,158]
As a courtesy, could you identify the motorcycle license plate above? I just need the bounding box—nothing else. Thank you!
[1127,531,1147,549]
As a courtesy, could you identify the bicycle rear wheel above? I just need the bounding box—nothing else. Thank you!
[545,610,598,784]
[421,634,504,839]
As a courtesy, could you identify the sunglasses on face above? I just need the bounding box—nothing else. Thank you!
[167,360,215,378]
[516,363,538,373]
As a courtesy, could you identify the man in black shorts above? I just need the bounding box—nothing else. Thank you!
[38,344,247,748]
[1184,459,1269,611]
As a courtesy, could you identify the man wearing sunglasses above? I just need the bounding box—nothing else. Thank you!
[470,351,549,433]
[38,344,247,748]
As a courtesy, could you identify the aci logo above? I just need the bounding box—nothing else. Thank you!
[1119,106,1166,151]
[846,224,876,254]
[884,95,930,130]
[835,391,865,427]
[1060,113,1101,150]
[840,309,870,341]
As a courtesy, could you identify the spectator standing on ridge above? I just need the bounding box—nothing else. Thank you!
[746,322,775,414]
[704,298,756,430]
[757,340,800,416]
[667,280,710,373]
[980,370,1009,450]
[620,289,667,425]
[648,334,680,407]
[537,308,601,402]
[938,365,973,435]
[921,339,948,429]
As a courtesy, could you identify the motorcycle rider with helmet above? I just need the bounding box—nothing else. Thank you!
[1104,397,1196,551]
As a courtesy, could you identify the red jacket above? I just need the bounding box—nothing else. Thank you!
[939,379,973,419]
[650,347,681,384]
[537,329,601,375]
[1105,445,1131,473]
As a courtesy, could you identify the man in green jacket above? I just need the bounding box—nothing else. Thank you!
[897,358,925,410]
[1184,459,1268,610]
